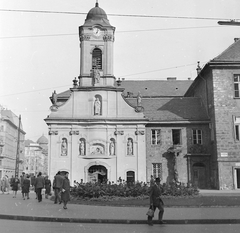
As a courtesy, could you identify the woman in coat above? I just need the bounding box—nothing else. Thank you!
[61,172,70,209]
[22,175,30,200]
[44,176,51,199]
[12,177,20,198]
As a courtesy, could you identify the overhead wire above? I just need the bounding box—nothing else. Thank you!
[0,25,224,39]
[0,8,238,21]
[0,62,206,98]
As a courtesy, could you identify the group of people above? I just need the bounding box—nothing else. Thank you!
[1,175,10,195]
[1,171,71,210]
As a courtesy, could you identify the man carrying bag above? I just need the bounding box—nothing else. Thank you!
[147,177,165,226]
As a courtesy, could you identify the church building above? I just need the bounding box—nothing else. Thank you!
[45,3,147,184]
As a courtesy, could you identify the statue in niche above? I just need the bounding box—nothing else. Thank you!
[93,69,101,83]
[94,97,101,115]
[109,140,115,155]
[79,139,85,155]
[127,139,133,155]
[61,138,67,156]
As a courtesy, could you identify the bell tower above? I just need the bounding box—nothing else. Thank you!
[78,2,116,87]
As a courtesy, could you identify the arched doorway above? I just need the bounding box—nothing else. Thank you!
[88,165,107,183]
[192,162,206,189]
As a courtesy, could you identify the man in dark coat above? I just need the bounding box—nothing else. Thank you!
[147,177,165,225]
[61,172,71,209]
[53,171,63,204]
[35,172,45,202]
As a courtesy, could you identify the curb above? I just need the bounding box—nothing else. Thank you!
[1,214,240,224]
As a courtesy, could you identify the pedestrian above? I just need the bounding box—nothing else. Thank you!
[22,174,30,200]
[12,176,20,198]
[20,172,25,191]
[34,172,45,202]
[150,175,155,187]
[147,177,165,226]
[1,177,4,194]
[2,175,10,194]
[44,176,52,199]
[53,171,63,204]
[61,172,71,209]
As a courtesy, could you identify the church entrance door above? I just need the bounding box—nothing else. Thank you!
[192,163,206,189]
[88,165,107,183]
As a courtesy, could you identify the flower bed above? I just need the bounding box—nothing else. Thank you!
[70,181,199,200]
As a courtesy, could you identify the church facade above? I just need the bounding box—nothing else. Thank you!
[45,3,147,184]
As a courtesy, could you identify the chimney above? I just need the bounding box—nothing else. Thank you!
[234,38,240,42]
[167,77,177,81]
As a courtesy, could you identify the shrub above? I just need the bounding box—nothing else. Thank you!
[70,181,199,199]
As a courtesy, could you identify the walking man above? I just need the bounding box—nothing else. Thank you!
[53,171,63,204]
[147,177,165,225]
[35,172,45,202]
[61,172,70,209]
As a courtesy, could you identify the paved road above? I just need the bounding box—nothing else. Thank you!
[1,220,240,233]
[1,191,240,224]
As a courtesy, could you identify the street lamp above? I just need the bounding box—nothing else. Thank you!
[218,20,240,26]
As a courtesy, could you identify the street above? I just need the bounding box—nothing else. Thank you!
[1,220,240,233]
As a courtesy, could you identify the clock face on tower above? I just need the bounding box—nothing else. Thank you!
[92,27,101,37]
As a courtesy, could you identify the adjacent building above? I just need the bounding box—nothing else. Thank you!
[0,108,25,179]
[23,135,48,176]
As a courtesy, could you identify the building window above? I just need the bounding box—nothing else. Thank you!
[234,74,240,98]
[152,163,162,180]
[234,116,240,140]
[151,129,161,145]
[172,129,181,145]
[126,171,135,183]
[192,129,202,144]
[92,48,102,70]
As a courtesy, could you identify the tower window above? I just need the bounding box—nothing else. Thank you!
[92,48,102,70]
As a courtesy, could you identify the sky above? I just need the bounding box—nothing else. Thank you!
[0,0,240,142]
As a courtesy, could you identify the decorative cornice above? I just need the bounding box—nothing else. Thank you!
[135,130,145,135]
[135,106,144,112]
[103,34,114,42]
[69,130,79,135]
[80,35,90,42]
[48,130,58,135]
[114,130,124,135]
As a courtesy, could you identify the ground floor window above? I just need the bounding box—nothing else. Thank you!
[126,171,135,184]
[152,163,162,180]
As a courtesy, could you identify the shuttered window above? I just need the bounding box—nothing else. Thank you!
[92,48,102,70]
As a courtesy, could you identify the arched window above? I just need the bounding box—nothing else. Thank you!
[126,171,135,184]
[92,48,102,70]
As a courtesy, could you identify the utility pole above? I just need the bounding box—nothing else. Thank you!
[15,115,21,178]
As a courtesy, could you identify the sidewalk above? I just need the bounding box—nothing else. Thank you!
[0,191,240,224]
